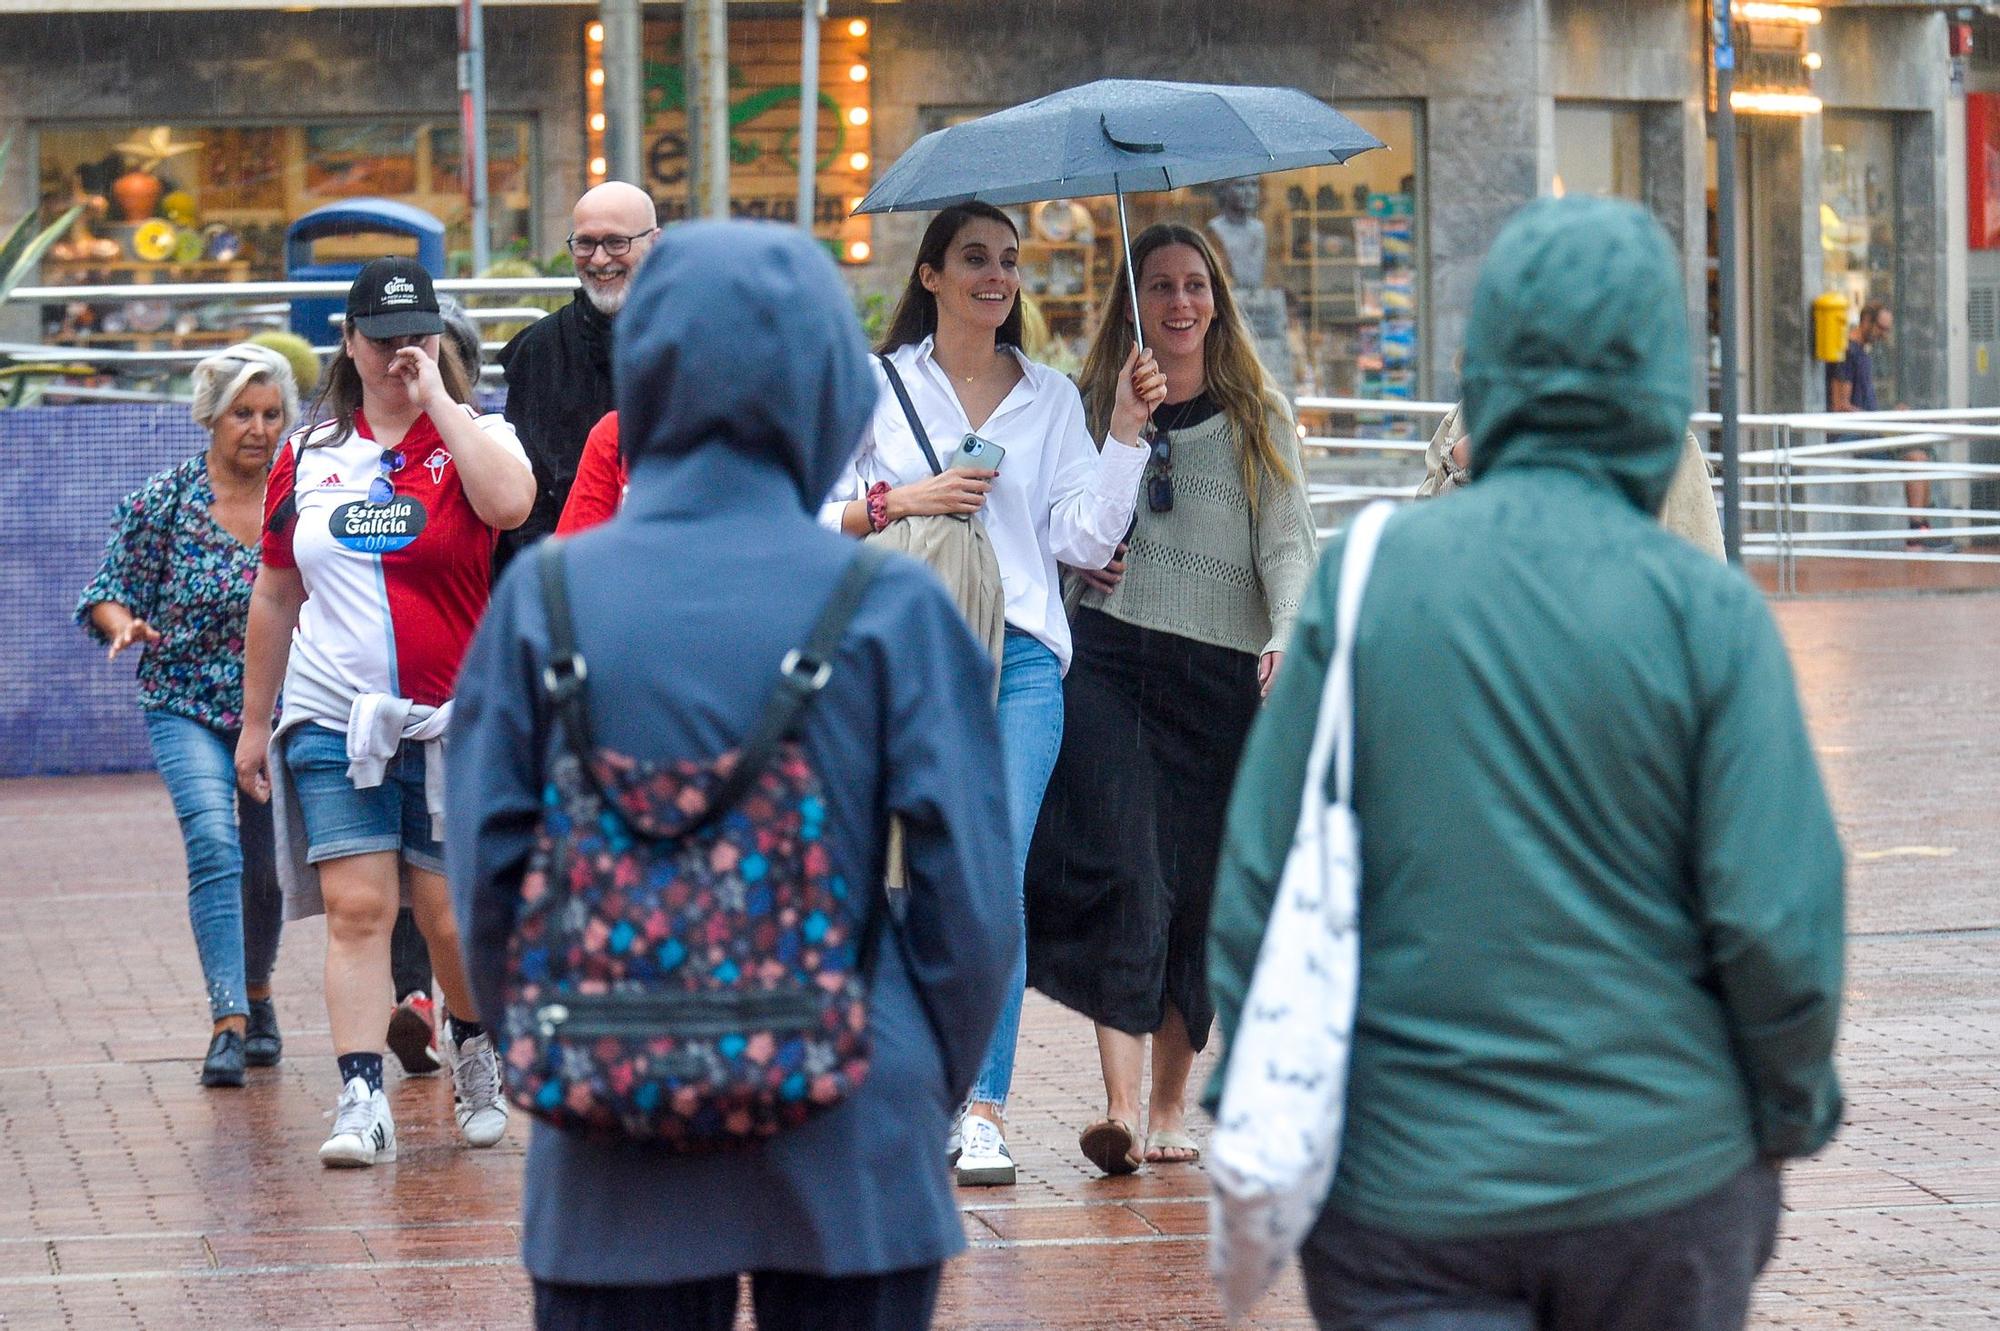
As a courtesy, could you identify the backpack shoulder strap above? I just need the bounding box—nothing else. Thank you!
[876,353,944,477]
[695,544,890,830]
[537,539,597,765]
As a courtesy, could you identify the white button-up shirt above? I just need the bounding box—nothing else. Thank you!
[818,337,1148,673]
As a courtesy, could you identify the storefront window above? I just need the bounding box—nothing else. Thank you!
[1822,113,1899,405]
[1004,104,1423,430]
[35,117,537,294]
[1553,103,1644,202]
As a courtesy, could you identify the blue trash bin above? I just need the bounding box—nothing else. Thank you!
[286,199,447,343]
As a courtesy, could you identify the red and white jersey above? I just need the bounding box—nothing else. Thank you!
[263,407,530,707]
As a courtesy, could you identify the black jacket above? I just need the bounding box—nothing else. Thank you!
[495,290,615,570]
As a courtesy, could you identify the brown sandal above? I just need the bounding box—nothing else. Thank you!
[1079,1118,1141,1175]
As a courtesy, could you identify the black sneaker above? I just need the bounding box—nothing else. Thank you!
[201,1029,246,1088]
[1906,521,1957,552]
[245,998,282,1067]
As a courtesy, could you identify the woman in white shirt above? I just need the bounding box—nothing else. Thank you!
[822,202,1164,1186]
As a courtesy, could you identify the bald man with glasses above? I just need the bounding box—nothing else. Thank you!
[495,181,660,571]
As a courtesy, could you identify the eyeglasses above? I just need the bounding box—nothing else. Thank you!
[1146,428,1174,514]
[368,448,406,506]
[565,229,658,260]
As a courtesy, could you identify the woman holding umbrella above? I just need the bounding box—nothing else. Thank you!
[821,201,1166,1186]
[1029,221,1316,1175]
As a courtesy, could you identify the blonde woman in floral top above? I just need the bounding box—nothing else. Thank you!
[77,343,298,1088]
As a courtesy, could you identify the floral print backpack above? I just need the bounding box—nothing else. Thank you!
[500,542,889,1146]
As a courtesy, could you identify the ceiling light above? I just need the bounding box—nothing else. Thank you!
[1731,91,1823,115]
[1735,3,1821,24]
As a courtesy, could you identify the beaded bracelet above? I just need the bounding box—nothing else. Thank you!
[866,481,892,533]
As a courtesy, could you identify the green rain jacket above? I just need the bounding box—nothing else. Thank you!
[1207,197,1845,1240]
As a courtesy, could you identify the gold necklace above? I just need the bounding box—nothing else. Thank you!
[942,348,1001,384]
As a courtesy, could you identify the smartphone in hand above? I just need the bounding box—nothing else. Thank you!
[950,433,1006,472]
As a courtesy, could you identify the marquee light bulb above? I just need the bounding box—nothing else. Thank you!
[849,64,870,83]
[849,240,873,262]
[849,152,871,171]
[848,107,870,127]
[587,22,603,43]
[848,19,869,37]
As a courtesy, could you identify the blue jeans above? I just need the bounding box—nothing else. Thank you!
[969,630,1064,1111]
[143,711,283,1023]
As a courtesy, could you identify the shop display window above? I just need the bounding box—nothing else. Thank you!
[1822,113,1899,405]
[1553,103,1644,202]
[35,117,538,313]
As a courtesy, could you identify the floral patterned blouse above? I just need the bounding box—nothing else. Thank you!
[76,453,261,732]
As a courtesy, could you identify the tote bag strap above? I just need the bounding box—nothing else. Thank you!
[1295,501,1395,826]
[876,354,946,476]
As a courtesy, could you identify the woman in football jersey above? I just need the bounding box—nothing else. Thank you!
[235,258,536,1169]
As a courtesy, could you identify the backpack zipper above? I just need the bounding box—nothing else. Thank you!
[535,990,829,1041]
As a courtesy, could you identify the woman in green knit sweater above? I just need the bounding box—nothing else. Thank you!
[1026,222,1317,1174]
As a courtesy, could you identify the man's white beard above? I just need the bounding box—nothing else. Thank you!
[582,276,629,315]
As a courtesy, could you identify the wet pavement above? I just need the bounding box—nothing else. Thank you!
[2,591,1998,1329]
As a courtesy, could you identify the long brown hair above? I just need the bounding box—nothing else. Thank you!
[1077,223,1293,512]
[878,202,1025,354]
[309,321,475,442]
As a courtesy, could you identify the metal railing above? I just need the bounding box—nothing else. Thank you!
[0,275,574,399]
[1291,398,2000,595]
[5,272,1996,594]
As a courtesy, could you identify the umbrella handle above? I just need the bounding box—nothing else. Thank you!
[1117,187,1145,353]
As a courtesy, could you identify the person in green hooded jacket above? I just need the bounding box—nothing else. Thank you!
[1207,197,1844,1331]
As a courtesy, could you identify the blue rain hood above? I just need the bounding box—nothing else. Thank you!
[615,221,879,511]
[1461,197,1693,516]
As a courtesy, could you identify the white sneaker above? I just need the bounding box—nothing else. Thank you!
[955,1114,1016,1186]
[450,1031,509,1148]
[319,1077,396,1168]
[947,1109,964,1167]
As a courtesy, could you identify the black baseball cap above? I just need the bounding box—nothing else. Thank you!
[347,257,444,338]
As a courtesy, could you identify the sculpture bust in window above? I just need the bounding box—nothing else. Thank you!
[1207,177,1267,290]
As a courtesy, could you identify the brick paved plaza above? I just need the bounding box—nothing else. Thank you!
[2,592,1997,1329]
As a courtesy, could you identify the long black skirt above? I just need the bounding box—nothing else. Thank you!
[1025,607,1261,1050]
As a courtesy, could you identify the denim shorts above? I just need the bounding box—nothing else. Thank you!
[283,724,445,875]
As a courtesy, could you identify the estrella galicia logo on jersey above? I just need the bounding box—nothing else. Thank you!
[330,496,428,553]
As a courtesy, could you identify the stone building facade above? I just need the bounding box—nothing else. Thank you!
[0,0,1964,413]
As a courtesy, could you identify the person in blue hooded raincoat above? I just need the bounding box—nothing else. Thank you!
[448,221,1018,1330]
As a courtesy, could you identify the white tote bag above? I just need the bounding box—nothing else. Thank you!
[1208,499,1394,1322]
